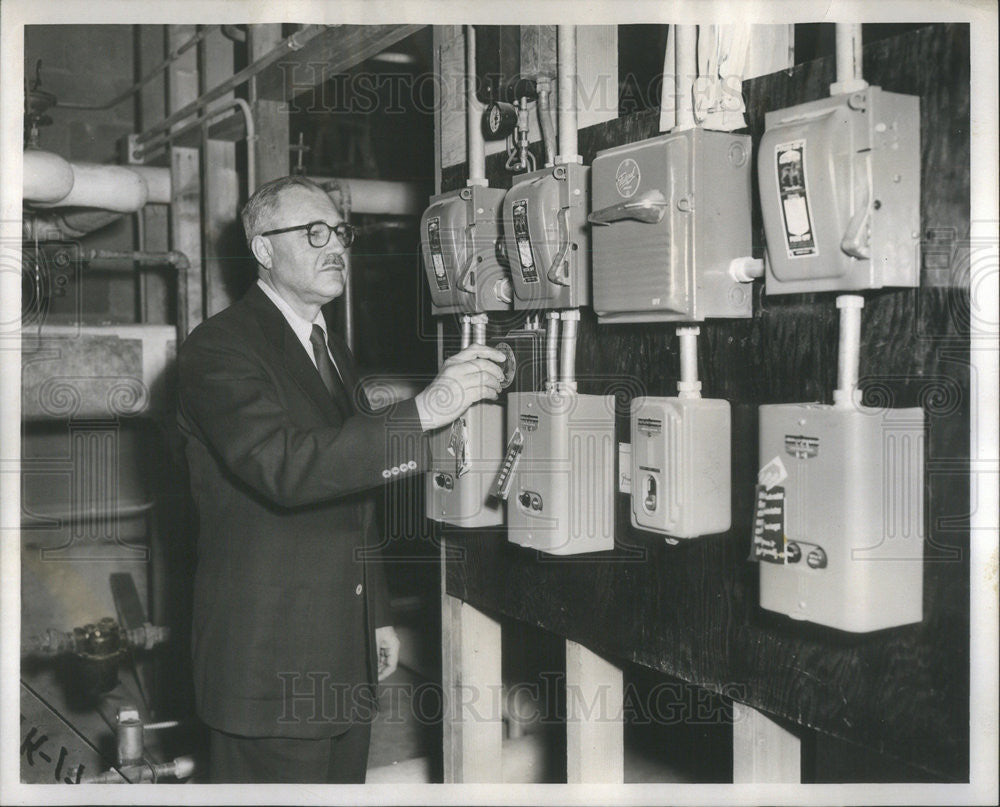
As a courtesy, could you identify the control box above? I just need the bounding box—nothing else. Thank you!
[420,186,513,315]
[426,401,505,528]
[502,163,590,311]
[631,396,731,539]
[758,86,921,294]
[504,391,615,555]
[590,129,754,322]
[755,403,924,633]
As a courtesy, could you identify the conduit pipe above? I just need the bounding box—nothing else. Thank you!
[556,26,580,163]
[676,326,702,399]
[460,315,473,350]
[536,79,557,168]
[674,25,698,131]
[309,177,424,216]
[465,25,487,186]
[832,23,867,95]
[834,295,864,407]
[558,309,579,390]
[545,311,560,390]
[471,313,488,345]
[23,209,124,241]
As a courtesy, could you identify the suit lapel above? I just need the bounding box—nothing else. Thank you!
[245,284,343,423]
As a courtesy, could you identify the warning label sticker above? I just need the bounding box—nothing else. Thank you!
[426,217,450,291]
[511,199,539,283]
[752,484,786,564]
[775,139,818,258]
[636,417,662,437]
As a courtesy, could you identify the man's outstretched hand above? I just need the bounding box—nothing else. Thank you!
[414,344,506,431]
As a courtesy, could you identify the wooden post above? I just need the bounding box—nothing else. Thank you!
[732,702,802,783]
[565,639,624,784]
[441,595,503,783]
[248,25,289,186]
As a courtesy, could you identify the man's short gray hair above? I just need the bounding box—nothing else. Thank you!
[240,175,337,248]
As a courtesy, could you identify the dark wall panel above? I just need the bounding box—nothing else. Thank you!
[442,24,970,780]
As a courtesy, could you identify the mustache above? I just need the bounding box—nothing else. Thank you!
[322,256,346,270]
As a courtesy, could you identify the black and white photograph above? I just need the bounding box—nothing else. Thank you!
[1,1,997,804]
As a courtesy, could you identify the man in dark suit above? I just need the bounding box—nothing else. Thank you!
[177,175,504,783]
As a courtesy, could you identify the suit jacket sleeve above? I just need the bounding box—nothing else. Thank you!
[178,322,428,509]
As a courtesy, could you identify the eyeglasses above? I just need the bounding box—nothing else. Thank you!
[260,220,358,249]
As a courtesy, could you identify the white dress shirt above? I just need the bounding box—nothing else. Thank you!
[256,278,343,382]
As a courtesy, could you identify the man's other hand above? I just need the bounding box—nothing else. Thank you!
[414,345,506,431]
[376,626,401,681]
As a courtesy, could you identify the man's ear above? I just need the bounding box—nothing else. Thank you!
[250,234,273,269]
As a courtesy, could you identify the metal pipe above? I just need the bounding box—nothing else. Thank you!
[221,25,247,43]
[674,25,697,130]
[57,26,219,111]
[135,25,325,145]
[536,79,557,168]
[834,295,864,407]
[558,309,579,390]
[308,177,424,216]
[471,313,488,345]
[465,26,487,186]
[545,311,560,390]
[556,26,579,162]
[24,150,170,211]
[833,23,867,94]
[676,326,702,399]
[460,315,472,350]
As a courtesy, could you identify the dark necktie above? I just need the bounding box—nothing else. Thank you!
[310,324,351,416]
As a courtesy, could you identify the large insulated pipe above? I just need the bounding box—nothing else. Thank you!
[834,295,864,407]
[676,326,702,399]
[465,25,487,186]
[558,309,580,390]
[23,150,171,211]
[834,23,867,94]
[556,26,579,163]
[674,25,697,131]
[545,311,560,390]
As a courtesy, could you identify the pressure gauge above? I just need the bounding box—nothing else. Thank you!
[483,101,517,140]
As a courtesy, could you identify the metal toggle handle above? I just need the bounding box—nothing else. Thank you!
[587,189,669,226]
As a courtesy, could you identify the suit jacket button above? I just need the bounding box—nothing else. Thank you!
[355,584,363,596]
[407,460,417,470]
[381,469,391,479]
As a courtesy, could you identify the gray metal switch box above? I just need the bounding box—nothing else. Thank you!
[590,129,754,322]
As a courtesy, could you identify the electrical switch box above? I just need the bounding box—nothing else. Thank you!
[755,403,924,633]
[487,329,547,396]
[505,391,615,554]
[590,129,754,322]
[631,396,731,539]
[502,163,590,311]
[427,401,505,528]
[420,186,513,315]
[758,86,921,294]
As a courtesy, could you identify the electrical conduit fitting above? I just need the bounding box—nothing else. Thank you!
[460,315,473,350]
[676,326,702,398]
[833,294,864,408]
[728,256,765,283]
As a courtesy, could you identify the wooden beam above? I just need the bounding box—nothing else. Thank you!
[254,24,425,106]
[732,702,802,783]
[441,594,503,783]
[565,640,624,784]
[249,25,290,187]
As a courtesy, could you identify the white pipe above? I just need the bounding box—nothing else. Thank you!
[545,311,560,390]
[465,26,487,186]
[536,79,557,168]
[558,309,579,390]
[460,315,472,350]
[128,166,172,205]
[556,26,580,163]
[834,295,864,407]
[308,177,424,216]
[674,25,697,131]
[470,312,488,345]
[22,150,75,203]
[676,326,702,399]
[832,23,868,95]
